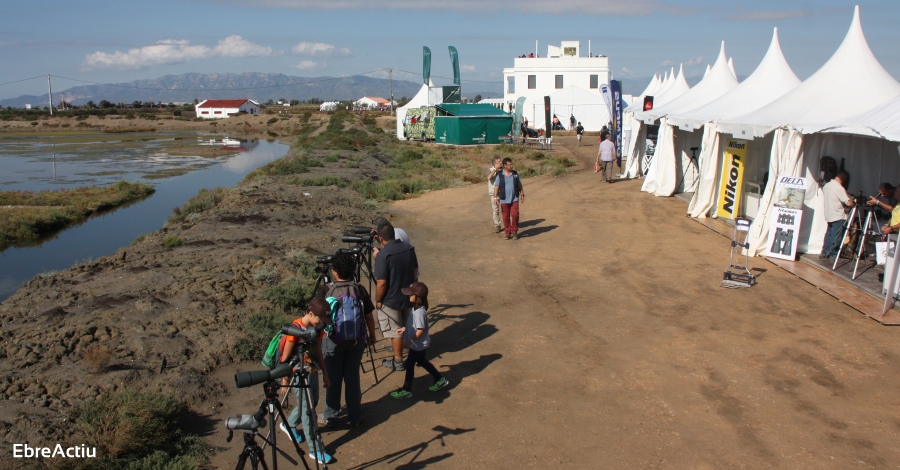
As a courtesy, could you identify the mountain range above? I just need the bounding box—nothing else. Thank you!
[0,72,502,108]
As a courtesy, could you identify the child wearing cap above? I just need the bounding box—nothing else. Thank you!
[278,297,335,465]
[390,282,449,399]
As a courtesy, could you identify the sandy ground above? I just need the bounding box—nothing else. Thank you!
[206,137,900,469]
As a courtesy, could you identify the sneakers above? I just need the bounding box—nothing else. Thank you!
[390,389,413,399]
[382,359,405,371]
[429,377,450,392]
[495,225,503,233]
[504,233,512,240]
[279,423,305,444]
[512,232,519,240]
[317,413,334,428]
[308,451,335,464]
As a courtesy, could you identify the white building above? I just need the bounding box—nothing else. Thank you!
[354,96,391,110]
[195,99,260,119]
[503,41,612,131]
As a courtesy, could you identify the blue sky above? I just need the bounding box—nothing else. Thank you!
[1,0,898,99]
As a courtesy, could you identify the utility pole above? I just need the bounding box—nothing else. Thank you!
[388,68,394,116]
[47,75,53,115]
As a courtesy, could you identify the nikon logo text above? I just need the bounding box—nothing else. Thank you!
[727,142,746,150]
[722,155,742,214]
[13,444,96,458]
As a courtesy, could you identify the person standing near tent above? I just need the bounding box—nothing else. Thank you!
[493,158,525,240]
[597,133,616,183]
[575,122,584,146]
[487,156,503,233]
[570,115,576,130]
[820,171,854,260]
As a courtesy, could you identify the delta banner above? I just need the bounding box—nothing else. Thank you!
[448,46,461,86]
[423,47,431,85]
[765,175,808,261]
[715,140,748,219]
[610,80,623,166]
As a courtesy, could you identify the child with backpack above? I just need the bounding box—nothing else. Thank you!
[277,297,334,465]
[318,251,377,428]
[390,282,449,399]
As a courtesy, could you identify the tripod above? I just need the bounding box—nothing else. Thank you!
[278,356,329,470]
[832,205,882,279]
[231,378,310,470]
[677,147,700,194]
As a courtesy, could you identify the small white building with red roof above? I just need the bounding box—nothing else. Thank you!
[195,99,260,119]
[354,96,391,110]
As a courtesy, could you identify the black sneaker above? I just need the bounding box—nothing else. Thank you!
[381,359,405,371]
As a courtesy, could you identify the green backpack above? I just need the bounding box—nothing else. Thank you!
[261,333,283,369]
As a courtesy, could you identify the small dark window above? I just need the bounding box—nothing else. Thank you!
[590,75,599,89]
[507,77,515,94]
[555,75,563,89]
[528,75,536,89]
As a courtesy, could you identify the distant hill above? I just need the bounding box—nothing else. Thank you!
[0,72,502,108]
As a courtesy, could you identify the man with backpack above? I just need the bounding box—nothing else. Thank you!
[318,251,377,428]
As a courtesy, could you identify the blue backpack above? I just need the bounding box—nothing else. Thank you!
[326,282,366,343]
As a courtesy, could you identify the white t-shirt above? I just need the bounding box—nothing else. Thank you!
[599,140,616,162]
[822,179,850,223]
[394,228,410,245]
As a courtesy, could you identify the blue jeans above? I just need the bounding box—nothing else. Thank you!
[822,220,846,258]
[287,372,325,453]
[322,338,366,422]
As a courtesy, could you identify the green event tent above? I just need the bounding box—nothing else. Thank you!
[432,103,514,145]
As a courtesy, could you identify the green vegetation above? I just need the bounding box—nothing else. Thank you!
[286,176,346,187]
[245,155,324,179]
[0,181,155,249]
[232,311,291,362]
[163,236,184,248]
[323,151,341,162]
[167,187,228,224]
[71,391,209,470]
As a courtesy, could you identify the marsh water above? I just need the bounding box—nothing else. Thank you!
[0,133,290,301]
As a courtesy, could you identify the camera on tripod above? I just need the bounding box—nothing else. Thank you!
[853,191,870,208]
[341,234,373,244]
[225,413,265,432]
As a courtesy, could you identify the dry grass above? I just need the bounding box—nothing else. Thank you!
[81,343,114,373]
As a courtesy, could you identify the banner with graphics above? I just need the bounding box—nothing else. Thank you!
[449,46,460,85]
[600,84,613,123]
[765,175,808,261]
[716,140,748,219]
[423,47,431,85]
[610,80,623,165]
[643,124,659,176]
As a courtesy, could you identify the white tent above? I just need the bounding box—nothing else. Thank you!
[651,65,690,108]
[532,86,610,132]
[639,43,739,196]
[729,6,900,256]
[673,28,801,218]
[395,80,435,140]
[820,95,900,142]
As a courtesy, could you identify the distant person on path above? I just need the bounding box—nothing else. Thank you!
[575,122,584,146]
[319,251,377,429]
[389,282,449,399]
[488,156,503,233]
[820,171,854,260]
[597,133,616,183]
[570,115,576,130]
[493,157,525,240]
[374,223,419,370]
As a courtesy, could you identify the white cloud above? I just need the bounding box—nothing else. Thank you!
[660,59,676,67]
[685,56,703,66]
[214,35,276,57]
[460,64,475,72]
[621,67,635,77]
[230,0,672,16]
[296,60,322,70]
[83,36,274,70]
[292,41,353,57]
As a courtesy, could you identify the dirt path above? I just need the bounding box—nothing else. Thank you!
[210,137,900,469]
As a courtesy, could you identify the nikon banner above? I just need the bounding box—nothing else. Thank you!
[765,175,808,261]
[716,140,747,219]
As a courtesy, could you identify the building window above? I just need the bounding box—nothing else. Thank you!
[507,77,515,94]
[214,111,222,114]
[590,75,599,89]
[528,75,536,89]
[555,75,563,89]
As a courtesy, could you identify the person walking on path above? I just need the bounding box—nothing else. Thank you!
[488,156,503,233]
[374,223,419,370]
[597,133,617,183]
[493,157,525,239]
[575,122,584,147]
[389,282,449,399]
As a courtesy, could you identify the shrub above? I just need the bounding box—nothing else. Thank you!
[394,149,424,164]
[131,233,148,246]
[168,187,228,224]
[286,176,345,188]
[267,117,278,125]
[323,151,341,162]
[253,265,280,285]
[81,344,114,373]
[75,391,207,467]
[232,311,291,362]
[163,236,184,248]
[287,250,317,279]
[261,277,315,314]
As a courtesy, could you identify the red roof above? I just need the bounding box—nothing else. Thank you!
[198,99,252,108]
[362,96,389,103]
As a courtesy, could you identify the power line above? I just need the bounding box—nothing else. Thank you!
[47,69,390,92]
[0,75,46,87]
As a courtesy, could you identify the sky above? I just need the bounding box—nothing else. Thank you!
[1,0,899,99]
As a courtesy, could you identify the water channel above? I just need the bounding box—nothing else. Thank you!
[0,133,290,301]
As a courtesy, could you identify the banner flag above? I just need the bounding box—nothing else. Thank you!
[423,47,431,85]
[643,125,659,176]
[448,46,460,85]
[610,80,623,166]
[600,84,613,123]
[716,140,748,219]
[513,96,526,137]
[764,175,808,261]
[543,96,552,139]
